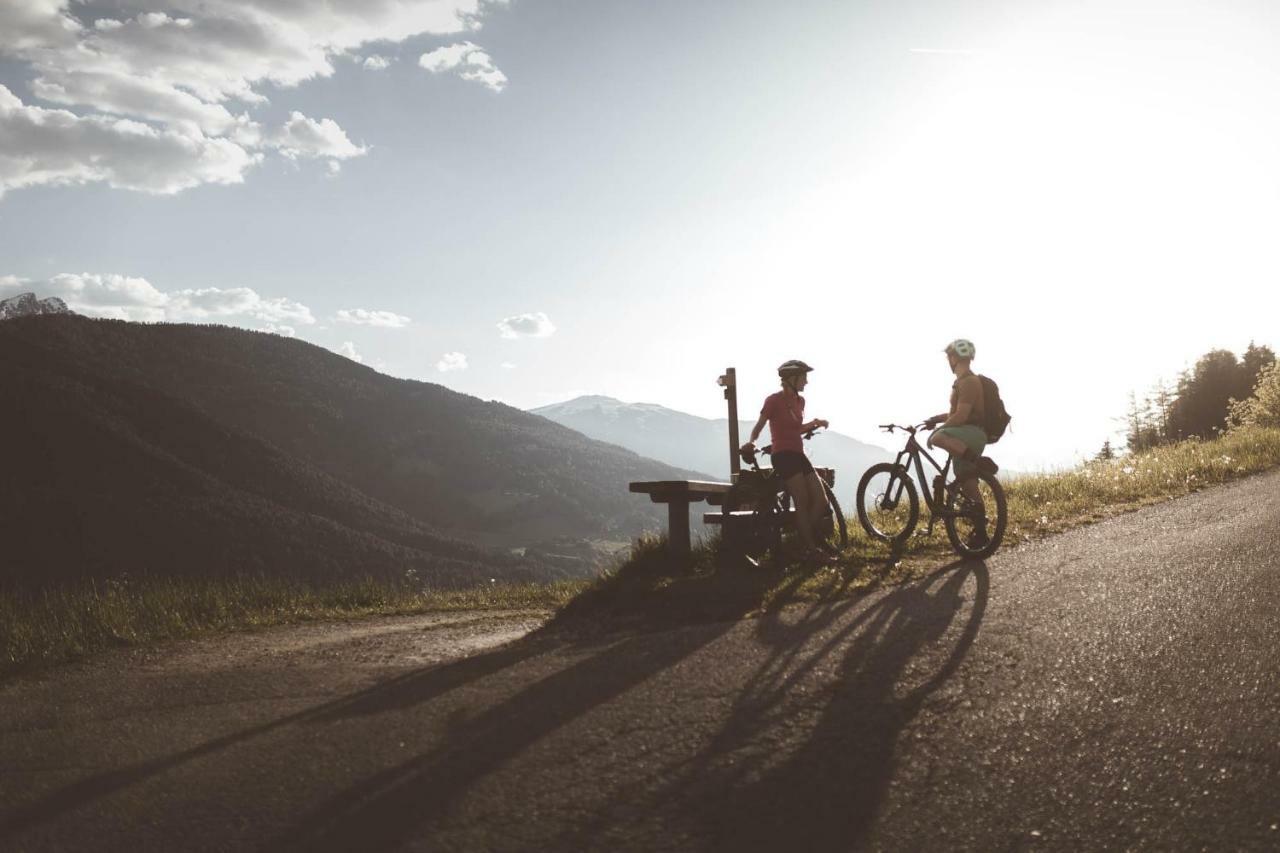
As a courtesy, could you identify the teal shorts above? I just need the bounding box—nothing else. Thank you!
[934,425,987,476]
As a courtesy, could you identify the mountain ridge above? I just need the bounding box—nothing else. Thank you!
[0,316,699,586]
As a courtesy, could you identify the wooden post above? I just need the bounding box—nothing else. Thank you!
[668,499,691,559]
[720,367,740,478]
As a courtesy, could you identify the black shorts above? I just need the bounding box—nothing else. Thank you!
[771,450,814,481]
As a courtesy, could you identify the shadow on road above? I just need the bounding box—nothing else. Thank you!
[1,555,985,853]
[549,557,989,852]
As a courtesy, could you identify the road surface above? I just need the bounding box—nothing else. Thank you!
[2,471,1279,851]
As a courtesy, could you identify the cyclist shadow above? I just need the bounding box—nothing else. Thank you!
[709,557,989,851]
[260,541,832,852]
[545,556,989,852]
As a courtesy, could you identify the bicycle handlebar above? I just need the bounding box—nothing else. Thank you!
[739,427,825,467]
[879,422,931,434]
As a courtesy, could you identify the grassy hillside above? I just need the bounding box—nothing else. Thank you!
[0,316,699,562]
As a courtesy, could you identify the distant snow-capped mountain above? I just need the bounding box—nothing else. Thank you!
[0,292,72,320]
[531,395,892,489]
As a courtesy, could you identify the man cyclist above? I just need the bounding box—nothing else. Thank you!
[741,360,834,563]
[925,339,997,547]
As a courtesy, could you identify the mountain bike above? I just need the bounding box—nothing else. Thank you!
[721,430,848,568]
[855,422,1006,559]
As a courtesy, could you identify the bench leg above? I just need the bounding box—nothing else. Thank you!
[668,500,691,561]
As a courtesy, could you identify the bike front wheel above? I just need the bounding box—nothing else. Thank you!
[943,472,1007,559]
[855,463,919,545]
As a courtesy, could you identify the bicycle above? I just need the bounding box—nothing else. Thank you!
[722,429,848,569]
[854,422,1007,559]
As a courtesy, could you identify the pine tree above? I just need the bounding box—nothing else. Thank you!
[1095,440,1116,461]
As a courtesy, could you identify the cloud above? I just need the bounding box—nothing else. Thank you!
[363,55,392,71]
[0,85,260,197]
[0,272,315,326]
[497,311,556,339]
[436,351,468,372]
[335,308,411,328]
[269,112,367,161]
[0,1,504,197]
[166,287,316,325]
[337,341,363,363]
[500,361,516,369]
[419,42,508,92]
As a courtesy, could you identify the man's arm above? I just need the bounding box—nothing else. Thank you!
[943,377,982,427]
[744,412,768,446]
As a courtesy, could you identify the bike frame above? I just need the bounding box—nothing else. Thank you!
[890,428,956,518]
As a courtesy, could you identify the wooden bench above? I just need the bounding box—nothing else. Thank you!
[628,480,733,558]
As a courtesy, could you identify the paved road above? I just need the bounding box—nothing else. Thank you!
[2,471,1279,851]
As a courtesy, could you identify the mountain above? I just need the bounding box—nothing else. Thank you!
[0,292,72,320]
[531,395,892,492]
[0,316,699,586]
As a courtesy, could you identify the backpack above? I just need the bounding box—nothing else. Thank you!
[979,375,1011,442]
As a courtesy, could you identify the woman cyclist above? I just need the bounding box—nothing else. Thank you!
[741,359,835,563]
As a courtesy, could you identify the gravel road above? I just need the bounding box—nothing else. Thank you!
[2,471,1278,852]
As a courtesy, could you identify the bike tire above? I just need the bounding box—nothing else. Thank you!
[766,491,787,570]
[855,462,919,545]
[821,478,849,552]
[943,471,1007,559]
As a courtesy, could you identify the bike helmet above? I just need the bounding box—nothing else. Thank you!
[777,359,814,377]
[943,339,976,359]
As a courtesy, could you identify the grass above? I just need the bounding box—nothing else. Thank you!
[0,574,587,678]
[5,427,1279,677]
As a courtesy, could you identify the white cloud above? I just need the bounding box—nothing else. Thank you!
[419,41,507,92]
[269,112,367,161]
[436,351,468,372]
[0,272,316,327]
[0,85,259,197]
[497,311,556,339]
[166,287,316,325]
[338,341,363,363]
[0,1,503,196]
[500,361,517,369]
[335,308,411,328]
[363,55,392,70]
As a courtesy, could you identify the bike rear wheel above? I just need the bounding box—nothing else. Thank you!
[820,479,849,552]
[855,463,919,545]
[943,471,1007,559]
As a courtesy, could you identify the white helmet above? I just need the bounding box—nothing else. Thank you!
[943,338,976,359]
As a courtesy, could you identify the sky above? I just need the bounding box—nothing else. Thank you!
[1,0,1278,472]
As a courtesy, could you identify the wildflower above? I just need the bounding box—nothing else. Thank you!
[1122,466,1135,475]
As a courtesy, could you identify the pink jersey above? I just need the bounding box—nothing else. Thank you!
[761,390,805,454]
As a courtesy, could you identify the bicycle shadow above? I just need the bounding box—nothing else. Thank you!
[545,557,989,852]
[707,558,989,851]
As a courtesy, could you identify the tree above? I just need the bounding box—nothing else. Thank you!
[1166,349,1242,439]
[1229,361,1280,429]
[1095,440,1116,461]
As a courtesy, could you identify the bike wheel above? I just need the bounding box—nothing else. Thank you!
[764,491,787,570]
[820,479,849,552]
[944,471,1007,559]
[855,463,919,545]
